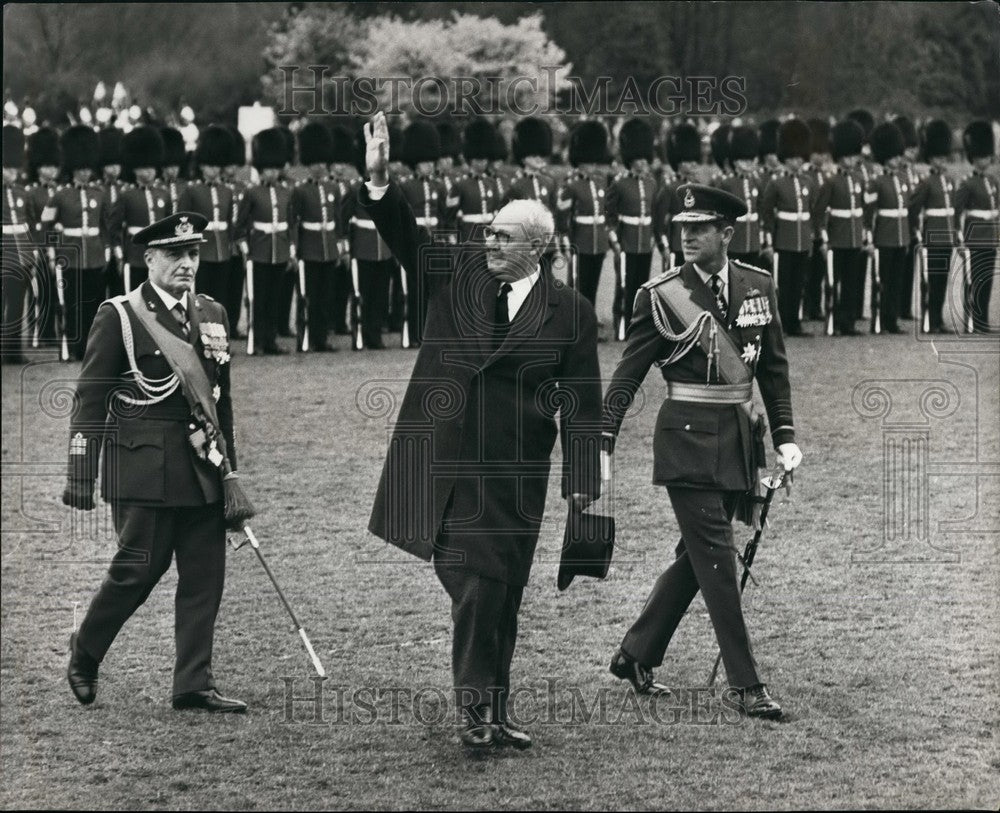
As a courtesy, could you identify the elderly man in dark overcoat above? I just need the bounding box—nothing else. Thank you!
[361,112,603,752]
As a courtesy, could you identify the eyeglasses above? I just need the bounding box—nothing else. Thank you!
[483,225,516,247]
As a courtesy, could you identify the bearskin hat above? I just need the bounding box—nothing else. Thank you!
[98,127,123,168]
[224,125,246,166]
[922,119,952,160]
[728,126,759,162]
[27,127,61,174]
[892,116,919,150]
[963,120,994,162]
[870,122,905,165]
[252,127,288,170]
[437,120,461,161]
[401,119,441,168]
[463,118,498,161]
[2,125,24,169]
[846,109,875,140]
[160,126,185,167]
[123,126,164,171]
[831,119,864,161]
[807,118,831,156]
[665,122,700,170]
[512,117,552,163]
[330,125,356,165]
[196,125,235,167]
[569,119,610,166]
[777,118,811,161]
[298,121,333,165]
[710,124,731,170]
[758,119,780,159]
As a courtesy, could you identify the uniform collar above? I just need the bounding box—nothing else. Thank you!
[148,279,189,313]
[693,260,730,290]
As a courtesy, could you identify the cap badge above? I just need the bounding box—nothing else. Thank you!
[175,216,193,237]
[684,189,695,208]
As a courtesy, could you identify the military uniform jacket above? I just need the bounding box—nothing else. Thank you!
[907,169,957,247]
[41,183,112,270]
[2,182,38,260]
[556,168,611,255]
[501,170,559,214]
[112,184,171,266]
[341,181,393,262]
[235,181,293,264]
[103,179,124,211]
[178,181,235,263]
[289,177,345,262]
[713,172,765,255]
[361,181,602,587]
[67,283,236,507]
[814,168,867,248]
[227,178,248,258]
[490,163,519,200]
[603,261,794,491]
[162,178,186,216]
[28,182,59,234]
[866,169,912,248]
[398,173,451,237]
[955,170,999,245]
[606,172,658,254]
[761,171,819,252]
[447,172,503,243]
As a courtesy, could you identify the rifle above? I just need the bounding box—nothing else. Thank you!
[52,254,70,362]
[245,259,255,355]
[31,252,41,349]
[824,247,835,336]
[398,262,411,349]
[869,249,882,334]
[297,259,309,352]
[707,465,788,687]
[960,246,973,333]
[350,256,364,351]
[919,245,930,334]
[233,525,326,678]
[615,249,627,341]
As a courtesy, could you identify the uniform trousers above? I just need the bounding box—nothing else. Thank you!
[251,261,286,350]
[832,248,865,333]
[301,260,335,347]
[331,260,351,334]
[76,501,227,697]
[123,263,149,293]
[774,250,809,333]
[900,241,917,319]
[65,266,107,361]
[805,239,826,319]
[877,247,907,332]
[194,260,231,305]
[923,245,952,332]
[1,248,32,362]
[621,487,761,689]
[226,256,246,333]
[966,247,996,333]
[613,253,653,337]
[574,253,605,307]
[357,258,393,349]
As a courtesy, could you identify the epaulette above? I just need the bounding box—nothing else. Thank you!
[731,258,772,277]
[641,266,682,289]
[196,292,216,302]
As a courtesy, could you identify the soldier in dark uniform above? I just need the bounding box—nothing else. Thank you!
[435,119,465,200]
[290,121,344,351]
[655,122,702,271]
[234,127,294,354]
[63,211,247,713]
[761,118,818,336]
[2,125,37,364]
[607,118,658,339]
[893,116,923,320]
[397,119,450,346]
[907,120,957,334]
[557,120,612,307]
[328,125,360,337]
[714,125,765,269]
[604,183,801,719]
[113,126,169,292]
[26,126,62,344]
[805,118,834,320]
[179,125,236,305]
[865,122,910,334]
[708,123,732,185]
[275,125,298,338]
[448,119,503,245]
[504,117,561,277]
[223,126,248,333]
[41,126,114,360]
[955,121,998,333]
[846,109,880,188]
[98,128,125,296]
[758,119,782,177]
[815,120,870,335]
[160,126,188,215]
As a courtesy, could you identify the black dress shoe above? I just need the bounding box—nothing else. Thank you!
[314,343,339,353]
[333,326,351,336]
[609,650,671,696]
[172,688,248,713]
[739,683,782,719]
[786,327,813,337]
[262,344,288,356]
[886,325,905,334]
[494,720,532,750]
[67,633,98,705]
[459,707,495,750]
[839,327,861,336]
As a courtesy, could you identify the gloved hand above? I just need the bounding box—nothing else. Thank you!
[776,442,803,471]
[62,479,96,511]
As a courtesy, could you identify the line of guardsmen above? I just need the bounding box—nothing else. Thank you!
[3,112,997,364]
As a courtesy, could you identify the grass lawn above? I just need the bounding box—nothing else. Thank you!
[2,265,997,809]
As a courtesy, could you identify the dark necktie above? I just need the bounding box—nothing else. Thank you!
[172,302,190,337]
[493,282,512,348]
[709,273,727,318]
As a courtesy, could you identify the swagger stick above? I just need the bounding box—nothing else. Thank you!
[707,466,787,687]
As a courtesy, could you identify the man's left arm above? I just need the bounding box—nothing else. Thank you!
[215,305,237,471]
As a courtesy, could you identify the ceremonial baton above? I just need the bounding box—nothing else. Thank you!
[297,259,309,352]
[961,246,973,333]
[707,465,788,687]
[824,248,835,336]
[245,259,255,355]
[237,524,326,678]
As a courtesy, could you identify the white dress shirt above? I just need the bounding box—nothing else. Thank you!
[502,267,541,321]
[693,261,730,305]
[149,279,189,314]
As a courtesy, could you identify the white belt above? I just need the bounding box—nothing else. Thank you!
[301,221,337,231]
[350,217,377,229]
[965,209,999,219]
[829,207,863,218]
[574,215,606,224]
[777,211,810,221]
[459,212,493,223]
[620,214,652,225]
[126,225,145,235]
[253,221,288,233]
[62,226,101,237]
[735,212,759,223]
[2,223,30,235]
[204,220,229,231]
[415,216,439,227]
[924,208,954,217]
[877,208,908,217]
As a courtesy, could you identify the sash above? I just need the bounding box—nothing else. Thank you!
[647,273,751,385]
[117,287,232,472]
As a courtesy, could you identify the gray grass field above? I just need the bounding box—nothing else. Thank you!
[2,282,998,809]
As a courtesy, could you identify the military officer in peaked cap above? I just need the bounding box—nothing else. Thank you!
[64,210,248,713]
[605,183,801,719]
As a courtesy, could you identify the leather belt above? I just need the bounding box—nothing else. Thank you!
[777,211,810,221]
[664,381,752,404]
[620,214,652,225]
[301,221,337,231]
[253,221,288,233]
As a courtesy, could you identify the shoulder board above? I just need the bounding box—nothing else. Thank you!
[731,258,772,277]
[196,293,216,303]
[641,266,682,289]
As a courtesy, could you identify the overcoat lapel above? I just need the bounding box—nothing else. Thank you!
[483,272,558,367]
